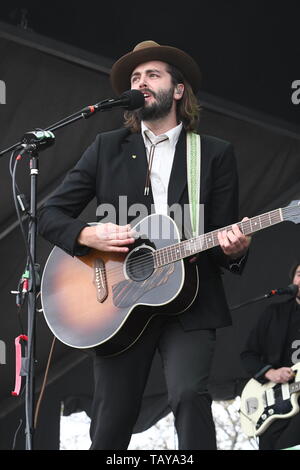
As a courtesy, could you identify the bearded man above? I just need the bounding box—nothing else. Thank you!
[39,40,250,450]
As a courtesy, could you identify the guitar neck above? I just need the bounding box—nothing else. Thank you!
[154,207,284,268]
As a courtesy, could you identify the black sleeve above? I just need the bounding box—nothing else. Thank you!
[38,134,101,256]
[240,307,274,383]
[208,143,248,274]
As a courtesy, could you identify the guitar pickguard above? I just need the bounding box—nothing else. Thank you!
[255,384,293,431]
[112,264,175,308]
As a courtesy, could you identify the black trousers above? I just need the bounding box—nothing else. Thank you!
[89,315,217,450]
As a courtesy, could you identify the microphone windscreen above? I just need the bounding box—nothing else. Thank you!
[288,284,299,296]
[121,90,145,110]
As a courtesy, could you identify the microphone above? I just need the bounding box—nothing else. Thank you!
[96,89,145,111]
[268,284,298,297]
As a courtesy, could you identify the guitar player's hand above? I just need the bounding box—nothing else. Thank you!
[217,217,251,259]
[77,223,136,253]
[264,367,295,383]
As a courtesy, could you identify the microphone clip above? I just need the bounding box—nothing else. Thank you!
[19,130,55,156]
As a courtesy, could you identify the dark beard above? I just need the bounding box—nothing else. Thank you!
[137,86,174,122]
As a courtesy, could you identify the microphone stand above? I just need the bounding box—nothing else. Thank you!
[230,288,296,311]
[25,150,38,451]
[230,291,274,311]
[0,98,123,450]
[0,98,112,158]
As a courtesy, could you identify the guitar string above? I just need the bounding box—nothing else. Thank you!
[96,209,291,279]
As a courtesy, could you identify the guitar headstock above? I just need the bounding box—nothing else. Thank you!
[282,200,300,224]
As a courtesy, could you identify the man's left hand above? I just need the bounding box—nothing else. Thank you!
[217,217,251,259]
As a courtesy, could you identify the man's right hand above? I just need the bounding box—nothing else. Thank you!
[77,223,136,253]
[264,367,295,383]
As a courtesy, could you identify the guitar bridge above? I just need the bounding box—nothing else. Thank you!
[93,258,108,303]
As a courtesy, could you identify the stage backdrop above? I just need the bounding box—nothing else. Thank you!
[0,28,299,449]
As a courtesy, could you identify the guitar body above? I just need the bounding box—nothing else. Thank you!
[41,214,199,355]
[240,362,300,437]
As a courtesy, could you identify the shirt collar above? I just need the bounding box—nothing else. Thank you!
[141,121,183,148]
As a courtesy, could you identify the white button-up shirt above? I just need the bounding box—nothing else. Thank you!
[141,121,183,214]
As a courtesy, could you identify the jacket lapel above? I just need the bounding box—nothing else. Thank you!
[168,129,187,207]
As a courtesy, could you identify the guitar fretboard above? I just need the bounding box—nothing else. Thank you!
[154,208,283,268]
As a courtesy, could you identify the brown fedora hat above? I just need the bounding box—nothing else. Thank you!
[110,40,201,95]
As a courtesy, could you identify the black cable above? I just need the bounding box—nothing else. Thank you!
[9,150,22,196]
[11,152,36,288]
[12,419,23,450]
[11,150,37,450]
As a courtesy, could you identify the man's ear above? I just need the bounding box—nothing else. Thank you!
[174,83,184,99]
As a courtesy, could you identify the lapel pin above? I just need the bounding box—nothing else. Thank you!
[131,154,137,159]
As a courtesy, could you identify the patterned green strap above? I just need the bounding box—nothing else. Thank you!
[186,132,201,237]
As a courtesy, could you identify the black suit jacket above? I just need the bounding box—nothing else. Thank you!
[38,127,245,330]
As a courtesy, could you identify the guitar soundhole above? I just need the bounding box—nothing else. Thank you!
[126,246,155,282]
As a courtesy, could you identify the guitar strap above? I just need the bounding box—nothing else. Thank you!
[186,132,201,237]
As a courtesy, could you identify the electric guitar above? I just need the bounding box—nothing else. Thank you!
[41,200,300,355]
[240,362,300,437]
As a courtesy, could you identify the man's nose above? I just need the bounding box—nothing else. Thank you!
[138,75,148,88]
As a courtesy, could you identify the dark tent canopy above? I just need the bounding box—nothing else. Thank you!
[0,3,299,449]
